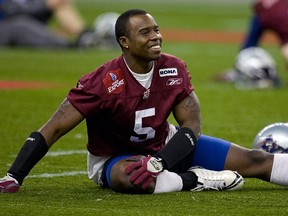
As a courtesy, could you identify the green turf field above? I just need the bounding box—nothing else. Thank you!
[1,1,288,215]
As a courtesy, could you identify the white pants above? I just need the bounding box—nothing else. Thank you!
[87,123,177,185]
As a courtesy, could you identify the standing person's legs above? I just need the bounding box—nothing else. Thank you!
[241,15,263,50]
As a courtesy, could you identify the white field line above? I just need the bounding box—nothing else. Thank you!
[27,171,87,178]
[11,149,87,158]
[23,149,87,178]
[46,150,87,157]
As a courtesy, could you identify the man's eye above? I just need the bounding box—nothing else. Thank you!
[141,31,149,35]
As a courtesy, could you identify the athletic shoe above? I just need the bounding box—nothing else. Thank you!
[189,167,244,191]
[0,175,20,193]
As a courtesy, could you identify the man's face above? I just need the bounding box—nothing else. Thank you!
[125,14,162,61]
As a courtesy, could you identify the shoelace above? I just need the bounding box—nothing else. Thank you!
[201,178,226,190]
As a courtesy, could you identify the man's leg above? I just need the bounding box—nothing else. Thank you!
[190,135,231,171]
[7,16,71,48]
[224,143,273,180]
[193,135,274,181]
[49,0,85,36]
[241,15,263,50]
[281,43,288,69]
[103,152,243,194]
[225,142,288,186]
[100,133,245,194]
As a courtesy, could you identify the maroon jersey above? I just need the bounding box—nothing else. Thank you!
[67,53,193,157]
[255,0,288,44]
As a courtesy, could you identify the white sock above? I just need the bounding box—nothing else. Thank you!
[153,170,183,194]
[270,153,288,185]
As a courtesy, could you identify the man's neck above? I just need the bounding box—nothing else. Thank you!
[123,55,154,74]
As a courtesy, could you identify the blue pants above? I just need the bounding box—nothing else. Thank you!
[191,135,231,170]
[241,15,263,50]
[103,135,231,187]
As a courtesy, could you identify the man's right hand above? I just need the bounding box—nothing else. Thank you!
[0,175,20,193]
[125,155,163,189]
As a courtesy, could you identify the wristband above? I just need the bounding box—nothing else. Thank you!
[8,131,48,185]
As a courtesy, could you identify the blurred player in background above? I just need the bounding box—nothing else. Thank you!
[242,0,288,66]
[0,0,117,49]
[2,9,288,195]
[216,0,288,86]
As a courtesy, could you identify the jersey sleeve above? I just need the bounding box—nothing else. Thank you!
[179,62,194,103]
[67,71,104,117]
[161,53,194,103]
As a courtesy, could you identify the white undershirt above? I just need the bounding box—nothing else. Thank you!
[123,57,154,89]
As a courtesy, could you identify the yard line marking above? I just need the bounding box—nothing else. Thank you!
[46,150,87,157]
[11,149,87,158]
[27,171,87,178]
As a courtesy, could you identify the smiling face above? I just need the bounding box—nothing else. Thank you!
[120,13,163,73]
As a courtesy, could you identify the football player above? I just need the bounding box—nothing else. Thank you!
[242,0,288,66]
[0,0,98,48]
[1,9,287,194]
[216,0,288,85]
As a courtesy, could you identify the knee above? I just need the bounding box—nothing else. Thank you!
[46,0,72,10]
[109,159,155,194]
[247,149,272,164]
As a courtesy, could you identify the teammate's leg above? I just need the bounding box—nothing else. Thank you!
[50,0,86,36]
[7,16,71,48]
[281,43,288,68]
[241,15,263,50]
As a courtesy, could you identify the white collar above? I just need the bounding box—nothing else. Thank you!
[123,57,154,88]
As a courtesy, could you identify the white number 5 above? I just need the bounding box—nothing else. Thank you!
[130,108,156,142]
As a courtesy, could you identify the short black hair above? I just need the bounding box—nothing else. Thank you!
[115,9,148,43]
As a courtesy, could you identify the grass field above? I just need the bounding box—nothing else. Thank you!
[1,0,288,215]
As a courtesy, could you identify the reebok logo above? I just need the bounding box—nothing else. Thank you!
[159,68,178,77]
[166,78,183,86]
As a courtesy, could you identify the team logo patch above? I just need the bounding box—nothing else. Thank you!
[103,68,125,94]
[166,78,183,86]
[159,68,178,77]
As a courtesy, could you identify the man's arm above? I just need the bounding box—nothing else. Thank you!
[153,91,201,169]
[172,91,201,139]
[39,98,84,147]
[0,98,84,192]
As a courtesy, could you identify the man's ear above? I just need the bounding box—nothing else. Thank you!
[119,36,129,49]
